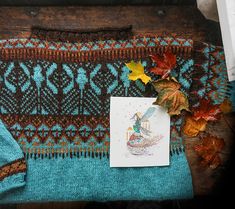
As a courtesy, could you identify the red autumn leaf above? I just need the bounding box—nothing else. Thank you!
[194,134,225,169]
[192,99,221,121]
[149,51,176,78]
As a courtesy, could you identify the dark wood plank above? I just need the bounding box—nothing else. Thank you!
[0,6,209,41]
[0,0,196,6]
[0,204,17,209]
[185,113,235,195]
[16,202,87,209]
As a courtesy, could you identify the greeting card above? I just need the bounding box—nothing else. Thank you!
[110,97,170,167]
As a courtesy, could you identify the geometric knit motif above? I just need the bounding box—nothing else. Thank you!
[190,42,232,106]
[170,57,194,153]
[0,158,26,181]
[0,32,194,159]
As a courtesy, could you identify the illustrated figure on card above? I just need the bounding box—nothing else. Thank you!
[127,107,163,156]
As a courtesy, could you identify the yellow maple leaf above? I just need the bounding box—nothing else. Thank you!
[125,61,151,84]
[152,78,189,115]
[182,115,207,137]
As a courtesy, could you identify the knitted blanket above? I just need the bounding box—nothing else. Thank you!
[0,28,234,203]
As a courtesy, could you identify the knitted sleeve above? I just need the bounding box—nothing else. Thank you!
[0,120,27,194]
[191,41,235,109]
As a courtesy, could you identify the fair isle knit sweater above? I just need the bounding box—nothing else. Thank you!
[0,29,234,203]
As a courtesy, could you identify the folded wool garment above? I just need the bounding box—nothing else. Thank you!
[0,28,234,203]
[0,121,26,194]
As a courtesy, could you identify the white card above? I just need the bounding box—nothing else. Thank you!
[217,0,235,81]
[110,97,170,167]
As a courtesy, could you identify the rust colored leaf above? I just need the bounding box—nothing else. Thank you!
[152,78,189,116]
[192,99,221,121]
[220,98,233,114]
[149,51,176,78]
[194,134,225,169]
[182,115,207,137]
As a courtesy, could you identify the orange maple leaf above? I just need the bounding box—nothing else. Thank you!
[149,51,176,78]
[192,99,221,121]
[194,134,225,169]
[182,115,207,137]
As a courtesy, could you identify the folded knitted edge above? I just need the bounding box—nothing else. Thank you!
[0,161,26,194]
[30,26,133,43]
[0,26,193,66]
[192,41,235,110]
[0,121,27,194]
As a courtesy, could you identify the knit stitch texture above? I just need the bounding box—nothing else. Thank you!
[0,29,234,203]
[0,120,26,194]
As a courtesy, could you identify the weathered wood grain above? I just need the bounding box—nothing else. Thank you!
[0,6,214,41]
[0,0,196,6]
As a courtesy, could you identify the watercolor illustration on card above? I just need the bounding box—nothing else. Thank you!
[126,107,163,156]
[110,97,171,167]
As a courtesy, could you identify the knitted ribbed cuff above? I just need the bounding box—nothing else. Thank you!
[0,158,26,193]
[0,120,27,194]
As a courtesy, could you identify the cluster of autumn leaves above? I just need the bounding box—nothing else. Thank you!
[125,52,233,169]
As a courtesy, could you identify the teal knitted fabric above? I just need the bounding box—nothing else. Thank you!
[0,29,233,203]
[1,151,192,202]
[0,120,26,194]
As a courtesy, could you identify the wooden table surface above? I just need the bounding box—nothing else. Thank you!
[0,5,234,208]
